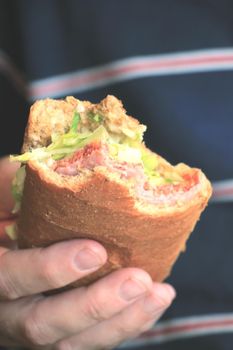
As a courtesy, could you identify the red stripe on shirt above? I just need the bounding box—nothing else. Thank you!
[140,319,233,339]
[29,50,233,98]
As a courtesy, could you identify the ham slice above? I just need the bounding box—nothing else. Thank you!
[53,142,200,206]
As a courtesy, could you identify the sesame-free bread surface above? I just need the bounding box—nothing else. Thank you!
[16,95,212,289]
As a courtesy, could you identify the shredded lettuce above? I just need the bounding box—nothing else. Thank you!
[141,150,158,177]
[109,143,142,164]
[70,111,81,133]
[5,223,17,240]
[47,125,109,159]
[11,165,26,213]
[10,126,109,163]
[10,148,48,163]
[11,122,109,163]
[10,110,181,203]
[88,112,103,123]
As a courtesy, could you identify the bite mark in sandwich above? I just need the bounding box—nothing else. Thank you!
[10,95,212,289]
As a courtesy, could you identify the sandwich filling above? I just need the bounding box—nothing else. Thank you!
[11,103,200,211]
[52,140,199,205]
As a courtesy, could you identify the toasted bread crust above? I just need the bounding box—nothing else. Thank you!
[22,95,145,153]
[17,162,211,289]
[17,95,212,290]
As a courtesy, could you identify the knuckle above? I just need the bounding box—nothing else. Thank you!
[0,280,18,300]
[0,268,18,300]
[84,292,107,323]
[21,308,51,346]
[39,258,64,289]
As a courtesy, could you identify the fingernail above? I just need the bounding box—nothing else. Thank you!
[119,278,148,301]
[75,248,104,271]
[144,284,176,313]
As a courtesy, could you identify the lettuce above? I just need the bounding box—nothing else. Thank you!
[10,110,180,200]
[5,224,17,240]
[109,143,142,164]
[141,150,158,177]
[10,122,109,163]
[47,125,109,160]
[11,165,26,213]
[10,148,48,163]
[88,112,103,123]
[70,111,81,132]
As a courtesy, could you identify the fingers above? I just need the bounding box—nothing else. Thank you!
[14,268,153,345]
[0,266,175,348]
[0,239,107,299]
[0,156,20,218]
[58,283,176,350]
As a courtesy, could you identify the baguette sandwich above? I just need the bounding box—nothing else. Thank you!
[10,95,212,288]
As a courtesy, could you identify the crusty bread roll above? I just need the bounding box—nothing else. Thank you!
[12,95,212,289]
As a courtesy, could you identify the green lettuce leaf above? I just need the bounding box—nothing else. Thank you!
[10,148,48,163]
[11,165,26,213]
[141,150,158,177]
[10,109,180,195]
[70,111,81,133]
[109,143,142,164]
[5,224,17,240]
[10,126,109,163]
[88,112,103,123]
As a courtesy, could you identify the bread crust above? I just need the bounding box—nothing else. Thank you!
[22,95,145,153]
[17,161,211,290]
[16,95,212,291]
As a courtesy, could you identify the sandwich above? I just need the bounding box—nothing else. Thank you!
[10,95,212,288]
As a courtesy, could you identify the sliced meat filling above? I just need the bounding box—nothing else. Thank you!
[52,142,200,205]
[53,142,145,180]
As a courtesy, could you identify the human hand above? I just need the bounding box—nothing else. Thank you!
[0,156,20,247]
[0,241,175,349]
[0,157,176,349]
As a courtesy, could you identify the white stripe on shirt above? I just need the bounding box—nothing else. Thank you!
[212,179,233,202]
[28,47,233,99]
[119,313,233,347]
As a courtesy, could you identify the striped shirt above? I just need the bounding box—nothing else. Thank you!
[0,1,233,349]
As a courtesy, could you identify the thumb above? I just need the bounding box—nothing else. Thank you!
[0,156,20,219]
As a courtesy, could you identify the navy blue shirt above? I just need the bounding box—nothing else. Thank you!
[1,1,233,349]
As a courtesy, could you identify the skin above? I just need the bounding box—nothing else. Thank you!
[0,157,176,349]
